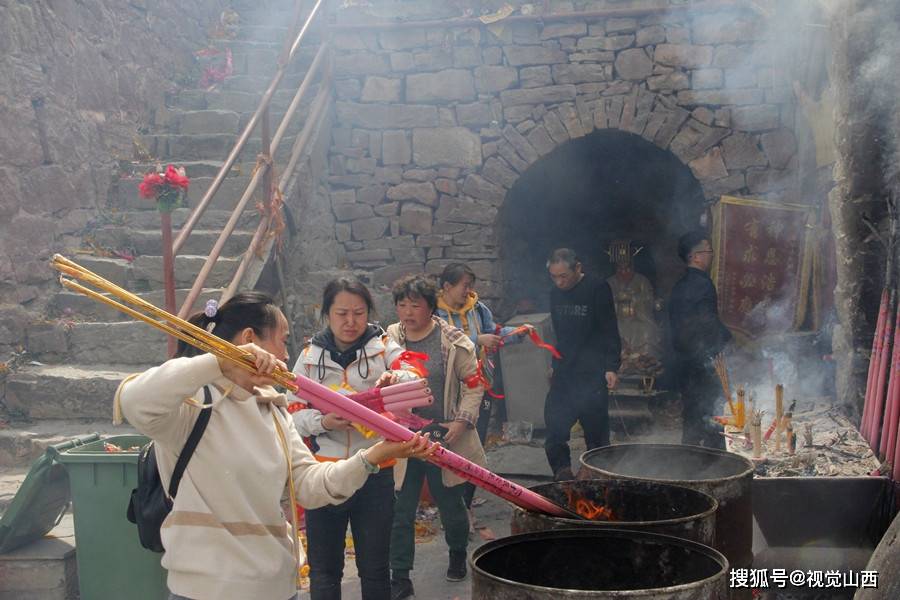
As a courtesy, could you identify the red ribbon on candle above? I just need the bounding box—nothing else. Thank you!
[391,350,430,378]
[465,360,505,399]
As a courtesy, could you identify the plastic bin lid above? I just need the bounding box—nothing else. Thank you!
[0,433,100,554]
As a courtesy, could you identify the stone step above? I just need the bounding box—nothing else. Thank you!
[236,25,290,42]
[60,255,134,288]
[91,226,255,257]
[4,364,148,422]
[115,174,254,211]
[0,420,138,470]
[63,322,168,366]
[121,159,237,179]
[0,512,78,599]
[174,109,242,135]
[139,131,303,163]
[132,254,241,289]
[112,207,259,231]
[49,287,224,322]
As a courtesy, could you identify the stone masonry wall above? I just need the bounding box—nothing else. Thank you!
[0,0,224,355]
[325,1,801,305]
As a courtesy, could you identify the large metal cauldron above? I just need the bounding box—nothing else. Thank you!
[471,529,729,599]
[580,444,754,570]
[510,479,718,547]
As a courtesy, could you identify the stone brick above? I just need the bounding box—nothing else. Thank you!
[520,66,553,88]
[399,203,433,234]
[479,157,516,189]
[406,69,476,103]
[541,22,587,39]
[390,52,415,71]
[730,105,781,131]
[760,129,797,170]
[722,133,767,169]
[333,203,375,221]
[692,69,723,89]
[336,102,439,128]
[526,125,556,156]
[502,45,568,66]
[374,202,399,217]
[701,172,746,198]
[666,26,692,44]
[382,130,411,165]
[654,44,713,68]
[504,105,533,122]
[636,25,666,46]
[376,167,404,184]
[453,46,482,68]
[456,102,495,127]
[357,185,388,205]
[648,72,690,91]
[543,110,571,145]
[336,222,352,242]
[499,85,577,107]
[416,234,454,247]
[473,66,519,93]
[347,248,392,263]
[435,196,497,225]
[569,51,615,63]
[335,78,362,100]
[615,48,654,81]
[462,174,506,205]
[387,182,438,206]
[482,46,502,65]
[580,35,634,52]
[379,29,427,50]
[552,64,611,84]
[403,169,437,182]
[502,124,540,163]
[392,247,427,263]
[713,45,751,69]
[435,178,458,195]
[607,18,638,33]
[688,147,729,180]
[412,127,482,168]
[676,89,765,106]
[692,14,763,45]
[0,166,22,221]
[351,217,389,241]
[372,263,426,286]
[334,52,390,76]
[360,77,401,103]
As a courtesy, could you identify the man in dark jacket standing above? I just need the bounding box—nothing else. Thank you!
[669,231,733,449]
[545,248,621,481]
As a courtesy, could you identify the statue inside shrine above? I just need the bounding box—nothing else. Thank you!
[606,240,663,379]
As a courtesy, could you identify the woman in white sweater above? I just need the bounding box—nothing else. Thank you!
[292,278,420,600]
[118,291,431,600]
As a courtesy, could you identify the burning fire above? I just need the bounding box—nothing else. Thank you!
[564,487,615,521]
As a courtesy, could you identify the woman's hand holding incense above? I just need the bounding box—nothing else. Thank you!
[218,343,285,392]
[365,433,436,463]
[375,371,398,387]
[322,413,352,431]
[478,333,502,351]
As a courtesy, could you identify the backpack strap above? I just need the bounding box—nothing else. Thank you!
[167,386,213,499]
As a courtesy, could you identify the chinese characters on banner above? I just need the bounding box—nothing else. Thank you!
[711,196,815,338]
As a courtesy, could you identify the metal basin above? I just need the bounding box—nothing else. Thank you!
[472,528,729,599]
[510,479,717,547]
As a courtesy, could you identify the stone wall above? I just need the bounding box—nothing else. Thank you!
[0,0,224,355]
[324,1,803,306]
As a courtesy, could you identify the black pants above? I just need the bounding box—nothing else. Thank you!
[544,376,610,475]
[306,468,394,600]
[462,392,492,508]
[678,361,725,450]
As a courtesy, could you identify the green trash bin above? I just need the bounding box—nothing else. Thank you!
[56,434,168,600]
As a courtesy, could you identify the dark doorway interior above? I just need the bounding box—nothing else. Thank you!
[499,130,707,314]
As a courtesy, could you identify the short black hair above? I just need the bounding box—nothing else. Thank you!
[546,248,580,270]
[321,277,375,319]
[179,291,280,358]
[678,230,710,263]
[439,262,476,287]
[391,274,438,313]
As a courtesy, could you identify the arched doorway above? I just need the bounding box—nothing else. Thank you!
[499,129,706,313]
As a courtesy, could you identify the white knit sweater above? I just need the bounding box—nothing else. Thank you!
[118,353,370,600]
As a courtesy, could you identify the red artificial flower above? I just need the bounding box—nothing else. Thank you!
[138,172,165,199]
[164,165,190,190]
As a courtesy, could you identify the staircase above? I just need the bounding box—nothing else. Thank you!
[1,0,323,479]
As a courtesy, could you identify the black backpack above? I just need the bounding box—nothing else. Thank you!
[127,386,212,552]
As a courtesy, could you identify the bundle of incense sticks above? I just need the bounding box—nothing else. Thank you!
[50,254,579,520]
[750,409,763,459]
[713,353,737,418]
[349,379,433,413]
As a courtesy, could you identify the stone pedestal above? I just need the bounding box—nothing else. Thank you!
[498,312,554,428]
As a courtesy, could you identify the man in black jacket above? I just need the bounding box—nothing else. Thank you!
[669,231,733,449]
[545,248,621,481]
